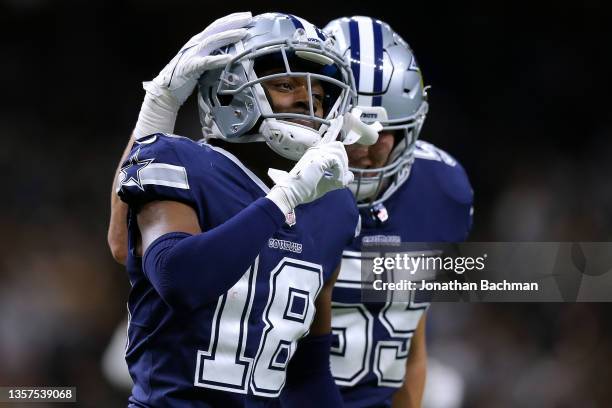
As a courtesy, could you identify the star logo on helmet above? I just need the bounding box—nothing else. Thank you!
[408,56,420,72]
[119,148,154,191]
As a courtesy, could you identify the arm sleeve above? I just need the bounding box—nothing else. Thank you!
[280,334,344,407]
[143,197,285,311]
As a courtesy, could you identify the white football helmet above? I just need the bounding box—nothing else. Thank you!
[198,13,356,161]
[324,16,429,207]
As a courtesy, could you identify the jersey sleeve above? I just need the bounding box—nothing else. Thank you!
[117,134,196,210]
[323,189,360,282]
[414,141,474,239]
[437,156,473,239]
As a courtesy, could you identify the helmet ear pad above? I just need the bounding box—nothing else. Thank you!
[259,119,322,161]
[197,63,262,140]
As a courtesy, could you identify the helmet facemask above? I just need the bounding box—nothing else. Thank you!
[349,100,428,208]
[198,19,355,161]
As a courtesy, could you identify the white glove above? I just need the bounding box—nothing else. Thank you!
[133,12,252,139]
[266,131,353,215]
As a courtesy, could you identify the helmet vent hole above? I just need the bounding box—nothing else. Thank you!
[218,94,233,106]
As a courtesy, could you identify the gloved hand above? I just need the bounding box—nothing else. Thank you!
[266,117,353,215]
[133,12,252,139]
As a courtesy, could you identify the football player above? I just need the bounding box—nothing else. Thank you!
[323,17,474,408]
[112,12,381,407]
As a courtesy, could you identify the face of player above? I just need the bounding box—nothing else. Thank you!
[345,130,395,169]
[261,76,325,129]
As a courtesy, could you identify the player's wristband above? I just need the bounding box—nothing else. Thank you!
[281,334,344,407]
[133,82,179,140]
[266,186,294,216]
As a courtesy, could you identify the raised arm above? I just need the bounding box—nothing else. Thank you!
[106,12,252,264]
[107,136,135,264]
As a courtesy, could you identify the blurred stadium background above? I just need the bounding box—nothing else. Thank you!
[1,0,611,406]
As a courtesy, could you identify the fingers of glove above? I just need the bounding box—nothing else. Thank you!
[287,145,321,176]
[268,168,291,185]
[182,54,233,80]
[316,166,348,195]
[329,169,353,190]
[198,28,249,56]
[200,54,233,70]
[343,170,355,185]
[292,142,347,181]
[318,141,349,173]
[316,153,346,185]
[155,26,241,90]
[318,116,344,145]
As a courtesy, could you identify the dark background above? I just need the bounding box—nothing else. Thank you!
[1,1,611,406]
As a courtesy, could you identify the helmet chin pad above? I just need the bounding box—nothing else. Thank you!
[259,119,325,161]
[349,178,381,202]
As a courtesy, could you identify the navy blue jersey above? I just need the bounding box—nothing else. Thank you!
[118,134,358,407]
[331,141,473,407]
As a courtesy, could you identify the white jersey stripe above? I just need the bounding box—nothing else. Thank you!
[118,162,190,190]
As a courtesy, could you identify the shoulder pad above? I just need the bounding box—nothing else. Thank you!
[414,140,457,166]
[117,134,197,208]
[413,141,473,206]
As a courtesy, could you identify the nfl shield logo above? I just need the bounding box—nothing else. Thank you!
[373,204,389,223]
[285,211,297,227]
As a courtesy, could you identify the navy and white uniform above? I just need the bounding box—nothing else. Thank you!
[118,134,358,407]
[331,141,473,407]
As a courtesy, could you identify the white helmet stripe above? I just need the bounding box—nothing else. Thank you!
[288,14,325,41]
[353,16,376,94]
[372,19,384,106]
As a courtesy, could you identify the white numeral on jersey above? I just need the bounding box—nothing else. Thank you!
[251,259,323,396]
[195,257,323,396]
[331,264,428,388]
[195,261,258,392]
[374,339,411,386]
[330,304,374,386]
[380,291,426,339]
[373,290,427,386]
